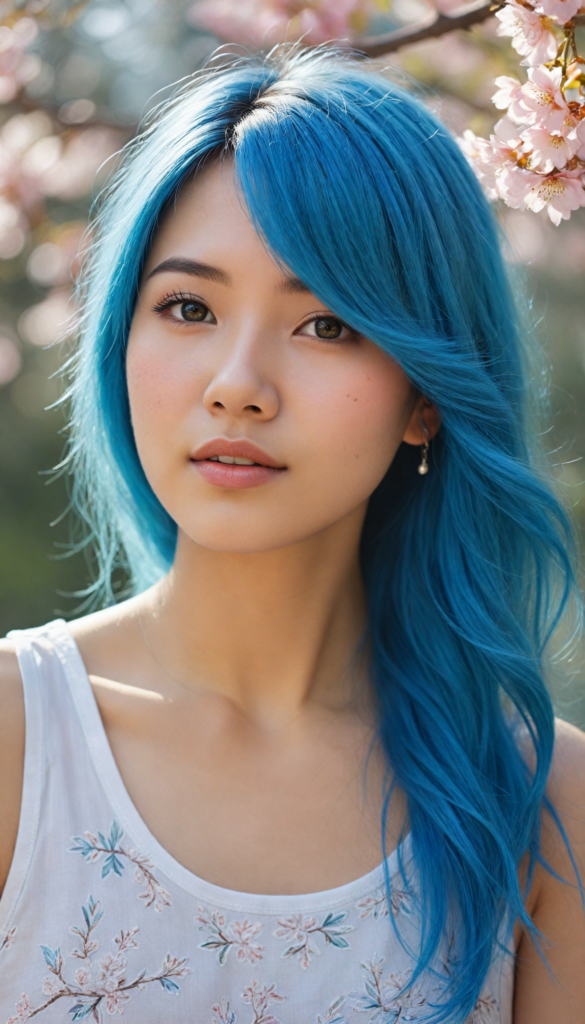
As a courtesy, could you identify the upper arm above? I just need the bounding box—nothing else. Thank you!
[514,717,585,1023]
[0,641,25,897]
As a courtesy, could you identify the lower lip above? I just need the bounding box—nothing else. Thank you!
[191,460,286,489]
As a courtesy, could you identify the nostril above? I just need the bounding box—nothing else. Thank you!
[212,401,225,409]
[246,405,262,413]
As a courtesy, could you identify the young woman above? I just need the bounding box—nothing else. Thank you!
[0,46,584,1024]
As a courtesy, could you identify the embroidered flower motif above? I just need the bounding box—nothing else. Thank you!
[6,993,31,1024]
[434,933,499,1022]
[5,896,189,1023]
[70,819,171,912]
[242,981,285,1024]
[348,957,426,1022]
[1,926,17,953]
[212,999,237,1024]
[356,882,413,921]
[196,906,264,965]
[211,982,285,1024]
[273,911,353,969]
[467,993,499,1023]
[316,995,348,1023]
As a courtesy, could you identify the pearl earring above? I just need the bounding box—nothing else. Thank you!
[418,440,429,475]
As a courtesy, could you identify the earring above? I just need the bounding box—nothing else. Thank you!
[418,440,429,475]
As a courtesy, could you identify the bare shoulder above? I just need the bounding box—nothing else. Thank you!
[513,718,585,1021]
[549,716,585,786]
[0,640,25,895]
[66,593,153,685]
[544,717,585,841]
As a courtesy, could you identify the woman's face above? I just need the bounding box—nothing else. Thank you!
[127,159,429,554]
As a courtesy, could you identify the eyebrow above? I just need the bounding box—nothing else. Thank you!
[146,258,230,285]
[146,256,310,294]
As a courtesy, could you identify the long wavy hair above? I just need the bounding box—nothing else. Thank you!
[64,45,580,1022]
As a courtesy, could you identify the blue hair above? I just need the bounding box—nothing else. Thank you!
[64,45,580,1021]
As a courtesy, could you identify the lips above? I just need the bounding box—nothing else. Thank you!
[190,438,286,489]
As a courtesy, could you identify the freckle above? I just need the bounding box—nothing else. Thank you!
[354,397,358,402]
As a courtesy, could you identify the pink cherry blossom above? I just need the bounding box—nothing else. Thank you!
[190,0,379,46]
[496,164,543,208]
[573,117,585,159]
[535,0,582,23]
[492,76,531,123]
[521,122,578,170]
[495,0,557,67]
[519,65,571,130]
[523,169,585,223]
[0,19,40,104]
[432,0,467,11]
[459,121,525,201]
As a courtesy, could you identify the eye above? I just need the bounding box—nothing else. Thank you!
[297,315,356,342]
[152,292,216,324]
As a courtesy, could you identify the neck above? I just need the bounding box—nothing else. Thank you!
[140,508,368,727]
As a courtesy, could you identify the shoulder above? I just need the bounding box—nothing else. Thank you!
[66,594,150,681]
[549,716,585,793]
[540,717,585,861]
[0,640,25,895]
[524,716,585,915]
[513,719,585,1019]
[544,717,585,835]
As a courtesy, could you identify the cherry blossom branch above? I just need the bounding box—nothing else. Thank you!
[354,0,494,57]
[354,2,585,57]
[459,3,585,223]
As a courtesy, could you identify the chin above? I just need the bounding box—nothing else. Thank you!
[178,516,318,555]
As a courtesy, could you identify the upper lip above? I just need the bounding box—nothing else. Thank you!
[190,438,285,468]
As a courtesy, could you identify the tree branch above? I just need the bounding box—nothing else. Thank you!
[353,0,585,57]
[353,1,495,57]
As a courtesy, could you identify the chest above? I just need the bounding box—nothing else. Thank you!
[94,679,406,895]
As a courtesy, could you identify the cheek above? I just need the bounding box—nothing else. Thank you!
[298,358,412,490]
[126,333,198,470]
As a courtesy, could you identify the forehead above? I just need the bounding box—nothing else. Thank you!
[144,158,266,272]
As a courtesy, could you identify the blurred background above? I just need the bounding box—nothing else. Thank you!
[0,0,583,725]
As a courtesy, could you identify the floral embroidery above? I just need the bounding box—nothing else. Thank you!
[348,957,427,1022]
[6,896,189,1023]
[467,994,499,1023]
[356,881,413,921]
[211,982,285,1024]
[273,912,353,969]
[70,820,171,912]
[1,926,17,953]
[436,932,499,1023]
[316,995,348,1023]
[197,906,264,965]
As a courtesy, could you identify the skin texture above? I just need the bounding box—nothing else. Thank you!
[1,159,584,1022]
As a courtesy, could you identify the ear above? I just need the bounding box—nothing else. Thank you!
[402,396,441,446]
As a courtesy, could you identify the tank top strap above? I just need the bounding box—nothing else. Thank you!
[0,619,108,943]
[0,622,50,939]
[7,618,92,761]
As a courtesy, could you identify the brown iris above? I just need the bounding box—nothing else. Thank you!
[314,317,343,339]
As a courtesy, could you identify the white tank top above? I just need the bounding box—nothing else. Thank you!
[0,620,514,1023]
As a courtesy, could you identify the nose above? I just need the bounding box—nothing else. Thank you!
[202,334,280,422]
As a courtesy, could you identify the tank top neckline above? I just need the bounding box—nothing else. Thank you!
[47,617,412,915]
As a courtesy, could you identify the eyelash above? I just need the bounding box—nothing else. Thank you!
[151,290,209,315]
[151,290,359,342]
[298,315,359,343]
